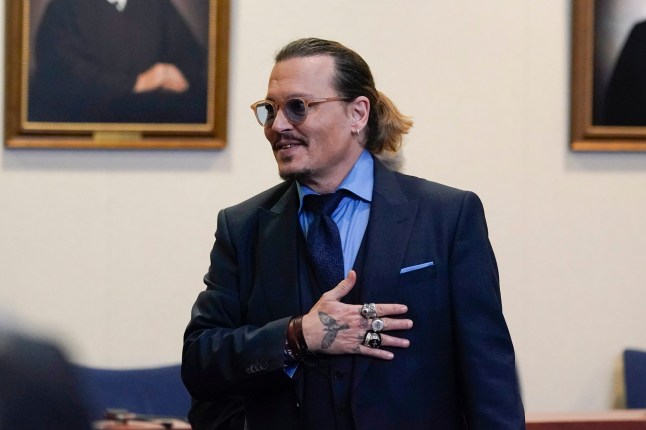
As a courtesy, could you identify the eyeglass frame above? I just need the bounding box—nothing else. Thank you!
[250,96,353,127]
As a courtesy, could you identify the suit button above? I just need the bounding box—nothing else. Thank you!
[260,361,268,370]
[334,371,344,379]
[245,366,252,374]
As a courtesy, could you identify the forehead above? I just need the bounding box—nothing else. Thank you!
[266,55,336,98]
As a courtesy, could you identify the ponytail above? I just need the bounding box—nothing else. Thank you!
[366,91,414,156]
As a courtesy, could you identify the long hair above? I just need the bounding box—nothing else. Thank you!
[275,38,413,166]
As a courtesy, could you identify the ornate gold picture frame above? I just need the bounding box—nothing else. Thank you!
[4,0,229,149]
[571,0,646,151]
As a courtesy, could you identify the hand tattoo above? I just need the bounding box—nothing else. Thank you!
[318,311,349,349]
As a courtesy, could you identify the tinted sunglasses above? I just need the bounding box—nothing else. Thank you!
[250,97,352,127]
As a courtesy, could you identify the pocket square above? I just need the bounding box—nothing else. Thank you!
[400,261,434,274]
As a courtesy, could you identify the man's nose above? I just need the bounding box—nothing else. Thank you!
[270,106,292,131]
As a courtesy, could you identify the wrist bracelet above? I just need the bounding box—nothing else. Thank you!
[293,315,308,353]
[286,315,308,358]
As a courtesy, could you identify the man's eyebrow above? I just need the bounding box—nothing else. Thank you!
[264,93,313,101]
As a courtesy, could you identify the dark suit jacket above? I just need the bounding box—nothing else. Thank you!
[182,157,525,430]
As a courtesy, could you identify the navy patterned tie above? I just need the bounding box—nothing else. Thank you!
[303,191,346,291]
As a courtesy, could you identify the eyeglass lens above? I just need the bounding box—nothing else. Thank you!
[256,99,308,126]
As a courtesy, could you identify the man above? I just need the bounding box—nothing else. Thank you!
[182,38,525,430]
[0,330,92,430]
[29,0,207,123]
[603,20,646,126]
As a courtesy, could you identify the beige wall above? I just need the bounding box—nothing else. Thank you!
[2,0,646,413]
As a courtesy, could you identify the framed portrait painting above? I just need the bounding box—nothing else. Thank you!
[4,0,229,149]
[572,0,646,151]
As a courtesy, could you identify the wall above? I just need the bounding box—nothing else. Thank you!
[2,0,646,413]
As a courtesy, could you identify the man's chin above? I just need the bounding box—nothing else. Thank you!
[279,168,313,183]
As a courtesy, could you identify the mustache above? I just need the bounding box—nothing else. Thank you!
[272,132,307,149]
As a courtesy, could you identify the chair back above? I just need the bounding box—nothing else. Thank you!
[72,364,191,420]
[624,349,646,408]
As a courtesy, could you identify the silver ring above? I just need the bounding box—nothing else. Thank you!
[360,303,377,319]
[371,318,385,333]
[363,331,381,348]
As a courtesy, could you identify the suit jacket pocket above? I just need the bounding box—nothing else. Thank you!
[399,262,437,285]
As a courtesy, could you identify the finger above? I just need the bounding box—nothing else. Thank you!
[355,331,410,348]
[165,65,189,82]
[166,75,189,89]
[352,344,394,360]
[375,303,408,317]
[325,270,356,301]
[378,333,410,349]
[163,81,188,93]
[375,317,413,332]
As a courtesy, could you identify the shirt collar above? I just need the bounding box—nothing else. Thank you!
[297,150,374,211]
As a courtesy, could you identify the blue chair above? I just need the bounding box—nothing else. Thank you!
[624,349,646,408]
[72,364,191,420]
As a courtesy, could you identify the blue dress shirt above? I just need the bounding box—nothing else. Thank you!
[297,150,373,277]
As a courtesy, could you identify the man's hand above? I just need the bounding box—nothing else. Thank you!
[301,270,413,360]
[133,63,189,93]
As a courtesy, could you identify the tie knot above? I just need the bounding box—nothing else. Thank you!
[303,191,346,216]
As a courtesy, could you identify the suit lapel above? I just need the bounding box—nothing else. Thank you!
[257,182,303,319]
[353,158,418,389]
[360,160,418,302]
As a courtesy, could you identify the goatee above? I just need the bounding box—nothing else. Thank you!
[280,168,313,182]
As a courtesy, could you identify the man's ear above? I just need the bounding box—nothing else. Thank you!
[350,96,370,132]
